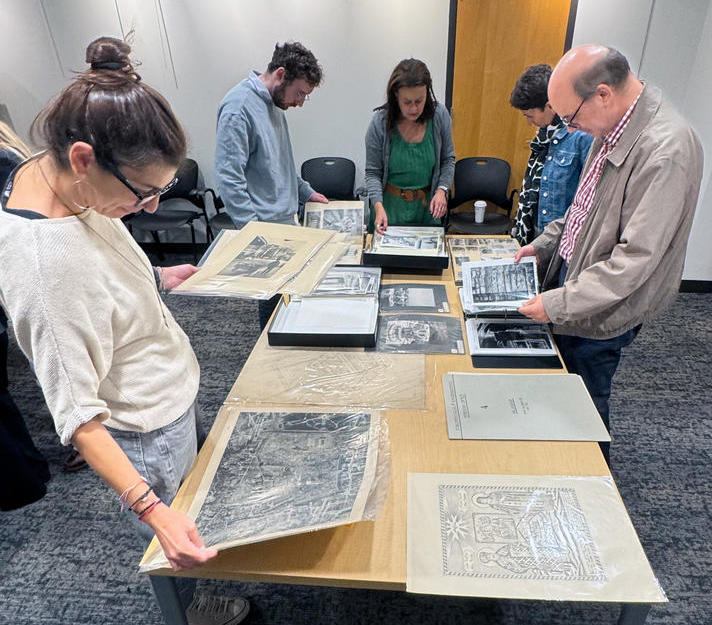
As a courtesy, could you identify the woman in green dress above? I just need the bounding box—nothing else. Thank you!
[365,58,455,234]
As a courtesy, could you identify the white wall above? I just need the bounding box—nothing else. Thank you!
[680,3,712,280]
[571,0,654,73]
[573,0,712,281]
[0,0,450,193]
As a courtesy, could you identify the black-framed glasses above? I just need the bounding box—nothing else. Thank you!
[105,161,178,207]
[561,96,589,129]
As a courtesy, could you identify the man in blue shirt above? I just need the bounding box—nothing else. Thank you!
[215,42,328,328]
[510,64,593,245]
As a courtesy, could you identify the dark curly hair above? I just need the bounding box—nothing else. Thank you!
[377,58,437,133]
[510,64,552,111]
[31,36,186,170]
[267,41,322,87]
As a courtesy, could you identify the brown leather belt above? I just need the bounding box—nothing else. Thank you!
[385,183,429,204]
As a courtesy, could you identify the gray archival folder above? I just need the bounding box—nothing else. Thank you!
[443,373,611,441]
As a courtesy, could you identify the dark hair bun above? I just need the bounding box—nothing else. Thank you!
[85,37,132,71]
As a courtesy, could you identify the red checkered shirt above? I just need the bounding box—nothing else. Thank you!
[558,90,643,263]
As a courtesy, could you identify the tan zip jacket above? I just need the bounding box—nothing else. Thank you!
[532,85,703,339]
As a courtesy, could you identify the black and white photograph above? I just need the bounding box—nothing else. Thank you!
[462,257,537,305]
[372,226,446,256]
[465,318,556,356]
[310,266,381,296]
[374,314,465,354]
[218,235,297,279]
[304,201,365,237]
[193,410,380,551]
[379,283,450,313]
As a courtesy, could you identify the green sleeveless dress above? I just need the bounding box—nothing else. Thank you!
[373,120,439,229]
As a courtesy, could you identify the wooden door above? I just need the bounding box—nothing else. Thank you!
[451,0,572,206]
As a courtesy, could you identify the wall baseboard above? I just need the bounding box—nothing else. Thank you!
[680,280,712,293]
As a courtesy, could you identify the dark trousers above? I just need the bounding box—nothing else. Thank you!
[0,328,51,510]
[257,295,281,331]
[555,262,641,464]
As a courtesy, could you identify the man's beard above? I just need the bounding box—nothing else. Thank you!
[271,83,288,110]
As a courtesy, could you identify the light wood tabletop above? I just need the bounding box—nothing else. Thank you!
[141,239,610,588]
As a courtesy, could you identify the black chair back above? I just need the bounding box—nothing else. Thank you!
[449,157,513,211]
[160,158,199,203]
[301,157,356,200]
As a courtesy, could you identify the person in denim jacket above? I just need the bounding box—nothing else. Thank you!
[510,64,593,244]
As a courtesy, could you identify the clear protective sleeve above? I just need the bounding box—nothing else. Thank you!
[140,405,391,572]
[407,472,667,603]
[227,334,427,410]
[172,221,337,299]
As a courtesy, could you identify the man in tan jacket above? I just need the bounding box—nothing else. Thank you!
[515,45,703,462]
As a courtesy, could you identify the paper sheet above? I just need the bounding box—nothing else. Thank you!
[443,373,611,441]
[407,473,667,603]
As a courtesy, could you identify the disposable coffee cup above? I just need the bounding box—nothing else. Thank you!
[474,200,486,223]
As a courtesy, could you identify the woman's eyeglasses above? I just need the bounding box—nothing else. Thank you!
[106,161,178,207]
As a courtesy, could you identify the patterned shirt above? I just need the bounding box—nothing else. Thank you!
[558,89,643,263]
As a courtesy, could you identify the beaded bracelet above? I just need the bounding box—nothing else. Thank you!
[138,499,162,522]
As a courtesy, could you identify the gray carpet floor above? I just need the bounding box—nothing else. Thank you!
[1,255,710,625]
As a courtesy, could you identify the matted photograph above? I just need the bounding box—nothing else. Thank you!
[304,200,365,237]
[465,318,555,356]
[462,257,537,306]
[310,266,381,296]
[374,314,465,354]
[379,283,450,313]
[219,235,297,279]
[371,226,446,257]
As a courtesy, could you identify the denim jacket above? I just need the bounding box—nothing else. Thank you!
[537,127,593,230]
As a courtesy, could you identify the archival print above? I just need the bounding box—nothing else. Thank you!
[379,283,450,313]
[173,221,335,299]
[219,236,296,279]
[447,237,520,284]
[191,410,383,551]
[309,266,381,297]
[465,318,555,356]
[304,200,365,237]
[407,473,667,603]
[371,226,446,257]
[374,314,464,354]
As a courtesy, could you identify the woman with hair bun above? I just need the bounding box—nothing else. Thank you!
[0,37,248,623]
[365,58,455,234]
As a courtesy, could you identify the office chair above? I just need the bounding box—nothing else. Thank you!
[125,158,211,262]
[445,157,518,235]
[206,192,237,240]
[301,157,356,200]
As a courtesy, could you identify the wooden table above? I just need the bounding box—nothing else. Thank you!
[142,248,652,625]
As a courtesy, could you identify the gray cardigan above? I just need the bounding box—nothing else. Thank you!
[364,101,456,206]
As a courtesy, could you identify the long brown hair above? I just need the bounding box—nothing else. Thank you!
[377,58,437,133]
[31,36,186,171]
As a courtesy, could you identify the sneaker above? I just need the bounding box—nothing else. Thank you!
[186,594,250,625]
[62,448,88,472]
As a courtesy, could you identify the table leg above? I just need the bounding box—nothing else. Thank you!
[149,575,188,625]
[617,603,651,625]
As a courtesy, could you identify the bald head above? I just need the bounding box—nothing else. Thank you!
[548,45,641,137]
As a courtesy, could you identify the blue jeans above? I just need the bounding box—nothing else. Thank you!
[107,401,199,609]
[556,261,641,463]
